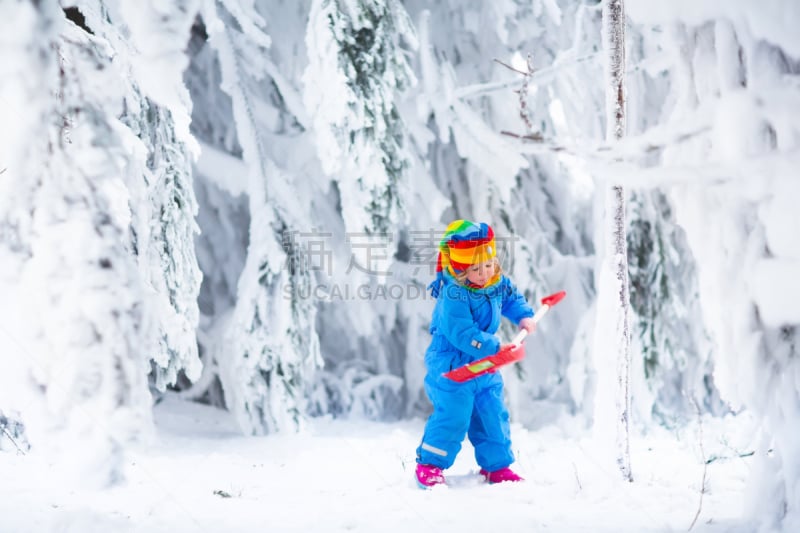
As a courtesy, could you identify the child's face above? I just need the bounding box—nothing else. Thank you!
[465,259,495,287]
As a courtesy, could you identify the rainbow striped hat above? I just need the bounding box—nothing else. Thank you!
[428,220,497,297]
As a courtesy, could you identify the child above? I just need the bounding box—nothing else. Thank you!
[415,220,536,488]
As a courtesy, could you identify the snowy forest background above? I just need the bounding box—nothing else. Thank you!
[0,0,798,530]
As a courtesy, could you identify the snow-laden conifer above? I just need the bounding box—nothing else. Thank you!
[76,0,205,392]
[16,9,150,487]
[201,0,323,434]
[304,0,417,235]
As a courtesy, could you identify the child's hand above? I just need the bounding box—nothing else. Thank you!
[519,317,536,334]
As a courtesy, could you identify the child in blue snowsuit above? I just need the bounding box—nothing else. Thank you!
[415,220,536,487]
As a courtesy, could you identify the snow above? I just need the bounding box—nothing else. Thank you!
[196,141,248,197]
[115,0,200,152]
[752,258,800,327]
[626,0,800,58]
[0,397,753,533]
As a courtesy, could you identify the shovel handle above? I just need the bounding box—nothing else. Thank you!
[511,329,528,345]
[509,291,567,346]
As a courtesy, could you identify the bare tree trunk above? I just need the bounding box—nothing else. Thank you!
[603,0,633,482]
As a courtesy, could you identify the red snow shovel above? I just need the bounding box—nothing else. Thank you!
[442,290,566,383]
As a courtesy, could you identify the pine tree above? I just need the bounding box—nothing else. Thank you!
[625,6,800,527]
[128,101,204,391]
[201,0,323,434]
[0,0,207,482]
[0,0,60,463]
[118,0,205,391]
[627,190,720,424]
[10,6,152,486]
[304,0,417,235]
[71,1,205,394]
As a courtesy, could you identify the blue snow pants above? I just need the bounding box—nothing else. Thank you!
[415,336,514,472]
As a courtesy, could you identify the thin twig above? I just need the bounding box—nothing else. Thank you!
[519,54,534,133]
[492,58,528,76]
[457,52,601,99]
[0,167,7,175]
[501,125,711,164]
[688,396,707,531]
[495,55,536,135]
[501,130,547,143]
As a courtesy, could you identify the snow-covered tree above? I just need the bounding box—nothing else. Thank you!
[0,0,57,463]
[624,1,800,529]
[129,102,204,391]
[615,13,721,426]
[198,0,323,434]
[110,0,205,391]
[0,0,207,484]
[67,1,205,393]
[590,0,633,481]
[7,7,151,487]
[304,0,418,236]
[626,190,723,424]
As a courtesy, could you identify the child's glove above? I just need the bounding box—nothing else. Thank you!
[519,317,536,334]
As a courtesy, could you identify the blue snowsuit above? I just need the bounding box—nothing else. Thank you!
[416,271,534,471]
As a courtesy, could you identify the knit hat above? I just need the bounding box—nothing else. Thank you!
[428,220,498,298]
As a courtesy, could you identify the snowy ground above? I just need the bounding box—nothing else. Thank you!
[1,397,755,533]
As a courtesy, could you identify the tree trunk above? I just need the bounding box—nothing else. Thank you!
[602,0,633,482]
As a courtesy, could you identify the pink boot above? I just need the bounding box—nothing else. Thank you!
[480,466,524,484]
[415,463,445,488]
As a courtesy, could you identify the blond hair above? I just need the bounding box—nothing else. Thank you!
[453,257,503,285]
